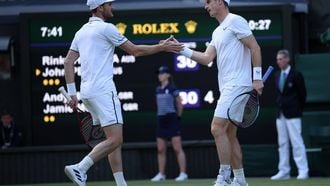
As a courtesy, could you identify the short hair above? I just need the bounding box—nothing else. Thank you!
[277,49,290,59]
[91,8,97,13]
[223,0,229,7]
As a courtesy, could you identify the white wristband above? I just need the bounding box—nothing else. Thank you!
[66,83,77,96]
[180,47,193,58]
[253,67,262,80]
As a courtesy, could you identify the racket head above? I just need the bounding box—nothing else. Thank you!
[227,91,260,128]
[77,110,106,148]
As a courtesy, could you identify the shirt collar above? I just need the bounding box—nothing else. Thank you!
[282,65,291,75]
[89,16,104,23]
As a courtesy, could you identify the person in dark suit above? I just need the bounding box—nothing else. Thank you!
[271,49,309,180]
[0,109,22,149]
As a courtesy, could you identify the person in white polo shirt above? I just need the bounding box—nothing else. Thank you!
[172,0,263,185]
[62,0,183,186]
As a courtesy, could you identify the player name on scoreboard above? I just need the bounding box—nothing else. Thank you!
[35,54,141,124]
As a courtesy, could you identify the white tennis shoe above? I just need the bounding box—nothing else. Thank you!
[150,172,166,182]
[297,173,309,180]
[64,164,87,186]
[175,172,188,181]
[270,171,290,180]
[230,178,249,186]
[214,175,231,186]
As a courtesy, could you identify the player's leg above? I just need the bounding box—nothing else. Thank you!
[108,145,127,186]
[65,92,125,186]
[85,91,124,162]
[151,137,167,181]
[286,118,309,179]
[64,124,123,186]
[271,115,291,180]
[229,124,241,169]
[228,124,248,186]
[211,117,232,185]
[88,124,123,161]
[171,136,188,181]
[212,86,238,185]
[212,85,253,186]
[63,97,100,186]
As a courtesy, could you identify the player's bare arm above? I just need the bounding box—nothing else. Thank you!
[63,49,79,109]
[171,36,216,66]
[189,45,217,66]
[119,36,183,57]
[240,35,264,94]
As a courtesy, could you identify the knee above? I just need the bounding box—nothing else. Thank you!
[211,124,227,138]
[173,146,183,155]
[108,135,123,148]
[157,146,166,154]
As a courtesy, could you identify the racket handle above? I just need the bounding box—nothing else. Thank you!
[58,86,72,101]
[262,66,274,82]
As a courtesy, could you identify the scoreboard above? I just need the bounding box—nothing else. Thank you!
[20,5,293,145]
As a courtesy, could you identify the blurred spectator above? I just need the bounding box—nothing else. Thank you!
[0,54,11,80]
[0,109,22,149]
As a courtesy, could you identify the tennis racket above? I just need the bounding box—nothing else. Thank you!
[227,66,274,128]
[58,86,106,148]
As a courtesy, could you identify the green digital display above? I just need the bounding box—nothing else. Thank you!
[21,5,292,146]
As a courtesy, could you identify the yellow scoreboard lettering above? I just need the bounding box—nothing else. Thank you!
[132,22,179,35]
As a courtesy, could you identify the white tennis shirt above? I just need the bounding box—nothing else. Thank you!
[210,13,253,92]
[70,17,128,98]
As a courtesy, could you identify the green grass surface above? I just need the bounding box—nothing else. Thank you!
[7,178,330,186]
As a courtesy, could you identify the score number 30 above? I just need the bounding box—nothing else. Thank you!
[179,89,215,108]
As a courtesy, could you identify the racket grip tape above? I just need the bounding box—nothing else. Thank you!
[262,66,274,82]
[58,86,72,101]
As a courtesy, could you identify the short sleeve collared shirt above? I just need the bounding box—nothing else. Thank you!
[210,13,253,91]
[70,17,128,98]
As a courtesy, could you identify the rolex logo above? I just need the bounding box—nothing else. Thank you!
[116,22,127,35]
[184,20,197,34]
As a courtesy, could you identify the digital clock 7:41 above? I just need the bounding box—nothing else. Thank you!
[40,26,63,37]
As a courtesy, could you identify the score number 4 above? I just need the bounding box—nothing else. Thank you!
[40,26,63,37]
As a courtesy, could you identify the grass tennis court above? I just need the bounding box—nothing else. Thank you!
[7,178,330,186]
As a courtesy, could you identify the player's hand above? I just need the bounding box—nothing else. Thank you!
[170,35,180,43]
[159,35,183,53]
[159,35,175,44]
[68,95,79,110]
[253,80,264,95]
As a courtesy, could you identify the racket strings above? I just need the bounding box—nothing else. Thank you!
[80,114,93,141]
[79,113,106,148]
[241,95,259,128]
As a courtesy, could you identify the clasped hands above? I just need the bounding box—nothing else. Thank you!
[159,35,183,53]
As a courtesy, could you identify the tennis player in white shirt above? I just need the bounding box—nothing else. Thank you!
[173,0,263,185]
[63,0,183,186]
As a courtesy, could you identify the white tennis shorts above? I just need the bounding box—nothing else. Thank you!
[214,86,252,121]
[82,92,123,127]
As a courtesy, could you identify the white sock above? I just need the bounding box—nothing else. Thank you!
[113,172,127,186]
[219,164,231,180]
[77,156,94,173]
[233,168,246,183]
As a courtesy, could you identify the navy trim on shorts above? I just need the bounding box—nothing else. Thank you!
[111,91,119,123]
